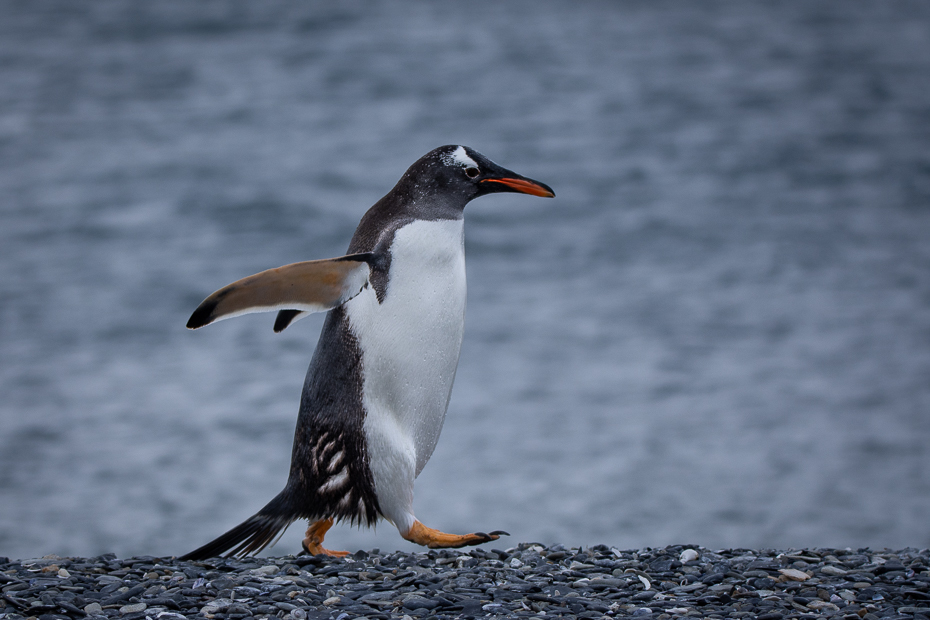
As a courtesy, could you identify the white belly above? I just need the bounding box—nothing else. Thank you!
[345,218,466,525]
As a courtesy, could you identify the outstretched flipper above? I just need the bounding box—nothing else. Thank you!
[187,253,374,330]
[274,309,304,333]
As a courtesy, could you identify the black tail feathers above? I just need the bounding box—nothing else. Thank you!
[179,512,294,561]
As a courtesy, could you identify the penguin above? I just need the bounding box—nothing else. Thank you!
[180,145,554,559]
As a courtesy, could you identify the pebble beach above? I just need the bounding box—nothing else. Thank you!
[2,545,928,620]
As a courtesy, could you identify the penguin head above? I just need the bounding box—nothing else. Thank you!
[401,145,555,210]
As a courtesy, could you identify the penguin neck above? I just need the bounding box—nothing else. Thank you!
[348,182,467,260]
[384,175,469,223]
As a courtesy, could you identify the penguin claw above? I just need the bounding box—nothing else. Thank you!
[488,530,510,537]
[301,541,350,557]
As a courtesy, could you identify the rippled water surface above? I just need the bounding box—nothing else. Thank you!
[1,1,929,559]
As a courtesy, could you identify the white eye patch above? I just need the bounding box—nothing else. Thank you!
[441,146,478,170]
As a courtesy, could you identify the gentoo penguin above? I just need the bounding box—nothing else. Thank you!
[180,145,554,559]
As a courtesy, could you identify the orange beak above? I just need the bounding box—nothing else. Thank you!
[481,177,556,198]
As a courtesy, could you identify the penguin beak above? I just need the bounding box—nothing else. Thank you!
[480,173,555,198]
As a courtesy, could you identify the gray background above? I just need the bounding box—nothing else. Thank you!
[1,1,929,560]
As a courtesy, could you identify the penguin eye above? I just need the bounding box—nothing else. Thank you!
[464,167,480,179]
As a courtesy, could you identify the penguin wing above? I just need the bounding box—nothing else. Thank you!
[187,253,373,330]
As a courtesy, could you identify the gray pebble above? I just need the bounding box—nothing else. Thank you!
[402,595,438,610]
[83,602,103,614]
[1,545,927,620]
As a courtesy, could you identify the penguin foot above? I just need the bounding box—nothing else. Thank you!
[301,518,349,557]
[402,520,508,549]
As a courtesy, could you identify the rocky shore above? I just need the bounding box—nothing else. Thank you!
[1,545,928,620]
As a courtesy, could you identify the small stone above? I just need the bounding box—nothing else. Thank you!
[679,549,699,563]
[97,575,122,585]
[899,607,930,615]
[778,568,810,581]
[233,586,262,598]
[402,596,438,611]
[0,545,924,620]
[200,598,233,614]
[57,568,70,579]
[807,600,839,611]
[253,605,277,614]
[226,605,251,615]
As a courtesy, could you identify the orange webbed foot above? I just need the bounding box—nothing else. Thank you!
[402,520,509,549]
[301,517,349,557]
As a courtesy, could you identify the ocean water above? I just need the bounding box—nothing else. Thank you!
[1,1,929,560]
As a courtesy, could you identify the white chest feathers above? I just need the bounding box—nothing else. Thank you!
[346,218,467,480]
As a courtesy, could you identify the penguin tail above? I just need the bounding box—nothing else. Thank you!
[179,494,296,560]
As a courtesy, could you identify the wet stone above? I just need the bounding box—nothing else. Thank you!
[402,595,438,610]
[1,546,928,619]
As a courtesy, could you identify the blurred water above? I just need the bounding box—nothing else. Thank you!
[1,1,929,560]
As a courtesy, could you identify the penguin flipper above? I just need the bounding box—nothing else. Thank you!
[273,309,306,333]
[187,253,374,330]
